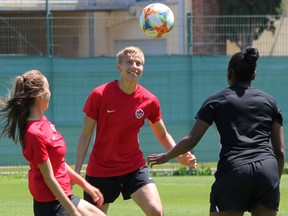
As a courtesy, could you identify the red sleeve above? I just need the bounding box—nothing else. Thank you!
[83,89,101,120]
[24,132,49,164]
[148,96,162,123]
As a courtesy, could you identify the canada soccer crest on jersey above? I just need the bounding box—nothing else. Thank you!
[135,108,144,119]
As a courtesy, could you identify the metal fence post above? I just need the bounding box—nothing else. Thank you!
[46,0,53,56]
[187,12,192,55]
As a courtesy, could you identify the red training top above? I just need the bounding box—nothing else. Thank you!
[22,116,72,202]
[84,80,161,177]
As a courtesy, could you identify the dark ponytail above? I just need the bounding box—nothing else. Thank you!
[0,70,45,148]
[243,46,259,65]
[228,47,259,83]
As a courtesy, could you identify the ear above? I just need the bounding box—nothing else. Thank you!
[227,68,232,79]
[116,63,121,72]
[38,92,45,100]
[251,71,256,80]
[34,95,42,102]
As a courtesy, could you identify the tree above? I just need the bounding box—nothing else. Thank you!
[221,0,283,51]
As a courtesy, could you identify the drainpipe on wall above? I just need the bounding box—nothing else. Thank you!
[178,0,185,54]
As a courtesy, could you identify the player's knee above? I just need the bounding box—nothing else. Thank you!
[147,205,163,216]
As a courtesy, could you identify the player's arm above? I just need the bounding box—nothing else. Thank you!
[270,121,285,177]
[149,119,176,151]
[38,159,80,216]
[149,119,197,167]
[148,119,209,167]
[66,163,103,206]
[74,115,96,174]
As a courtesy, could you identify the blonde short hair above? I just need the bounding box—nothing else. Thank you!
[116,46,145,65]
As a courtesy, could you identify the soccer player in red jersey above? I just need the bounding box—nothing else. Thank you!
[75,46,197,215]
[0,70,106,216]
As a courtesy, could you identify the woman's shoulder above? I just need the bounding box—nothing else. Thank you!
[92,80,115,91]
[248,87,278,102]
[204,87,230,101]
[26,117,51,136]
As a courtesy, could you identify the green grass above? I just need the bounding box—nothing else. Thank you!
[1,175,287,216]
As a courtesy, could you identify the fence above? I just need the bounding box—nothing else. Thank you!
[0,0,138,10]
[0,15,288,171]
[1,15,288,57]
[1,55,287,169]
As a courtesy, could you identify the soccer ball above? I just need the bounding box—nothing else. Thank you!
[139,3,174,39]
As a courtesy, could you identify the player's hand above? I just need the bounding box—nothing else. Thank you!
[84,184,104,207]
[177,152,197,168]
[147,153,169,167]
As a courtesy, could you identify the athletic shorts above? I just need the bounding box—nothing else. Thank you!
[33,195,80,216]
[210,158,280,212]
[84,165,154,204]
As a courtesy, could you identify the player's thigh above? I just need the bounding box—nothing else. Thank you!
[84,174,121,204]
[251,204,277,216]
[131,183,162,213]
[77,199,106,216]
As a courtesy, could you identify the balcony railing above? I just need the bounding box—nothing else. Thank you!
[0,0,151,11]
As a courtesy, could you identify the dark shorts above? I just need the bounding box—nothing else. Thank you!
[84,165,154,204]
[210,158,280,212]
[33,195,80,216]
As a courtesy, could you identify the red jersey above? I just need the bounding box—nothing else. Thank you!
[84,80,162,177]
[22,116,72,202]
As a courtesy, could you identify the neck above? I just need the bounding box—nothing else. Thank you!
[230,80,251,88]
[28,106,43,120]
[117,80,137,94]
[235,83,251,88]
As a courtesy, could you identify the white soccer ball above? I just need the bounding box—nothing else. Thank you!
[139,3,175,39]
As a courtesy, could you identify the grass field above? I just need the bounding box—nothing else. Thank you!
[1,174,287,216]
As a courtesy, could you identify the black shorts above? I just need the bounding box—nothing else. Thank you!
[210,158,280,212]
[33,195,80,216]
[84,165,154,204]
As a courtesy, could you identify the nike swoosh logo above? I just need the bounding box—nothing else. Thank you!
[107,109,116,113]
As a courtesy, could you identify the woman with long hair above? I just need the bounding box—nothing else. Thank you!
[0,70,106,216]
